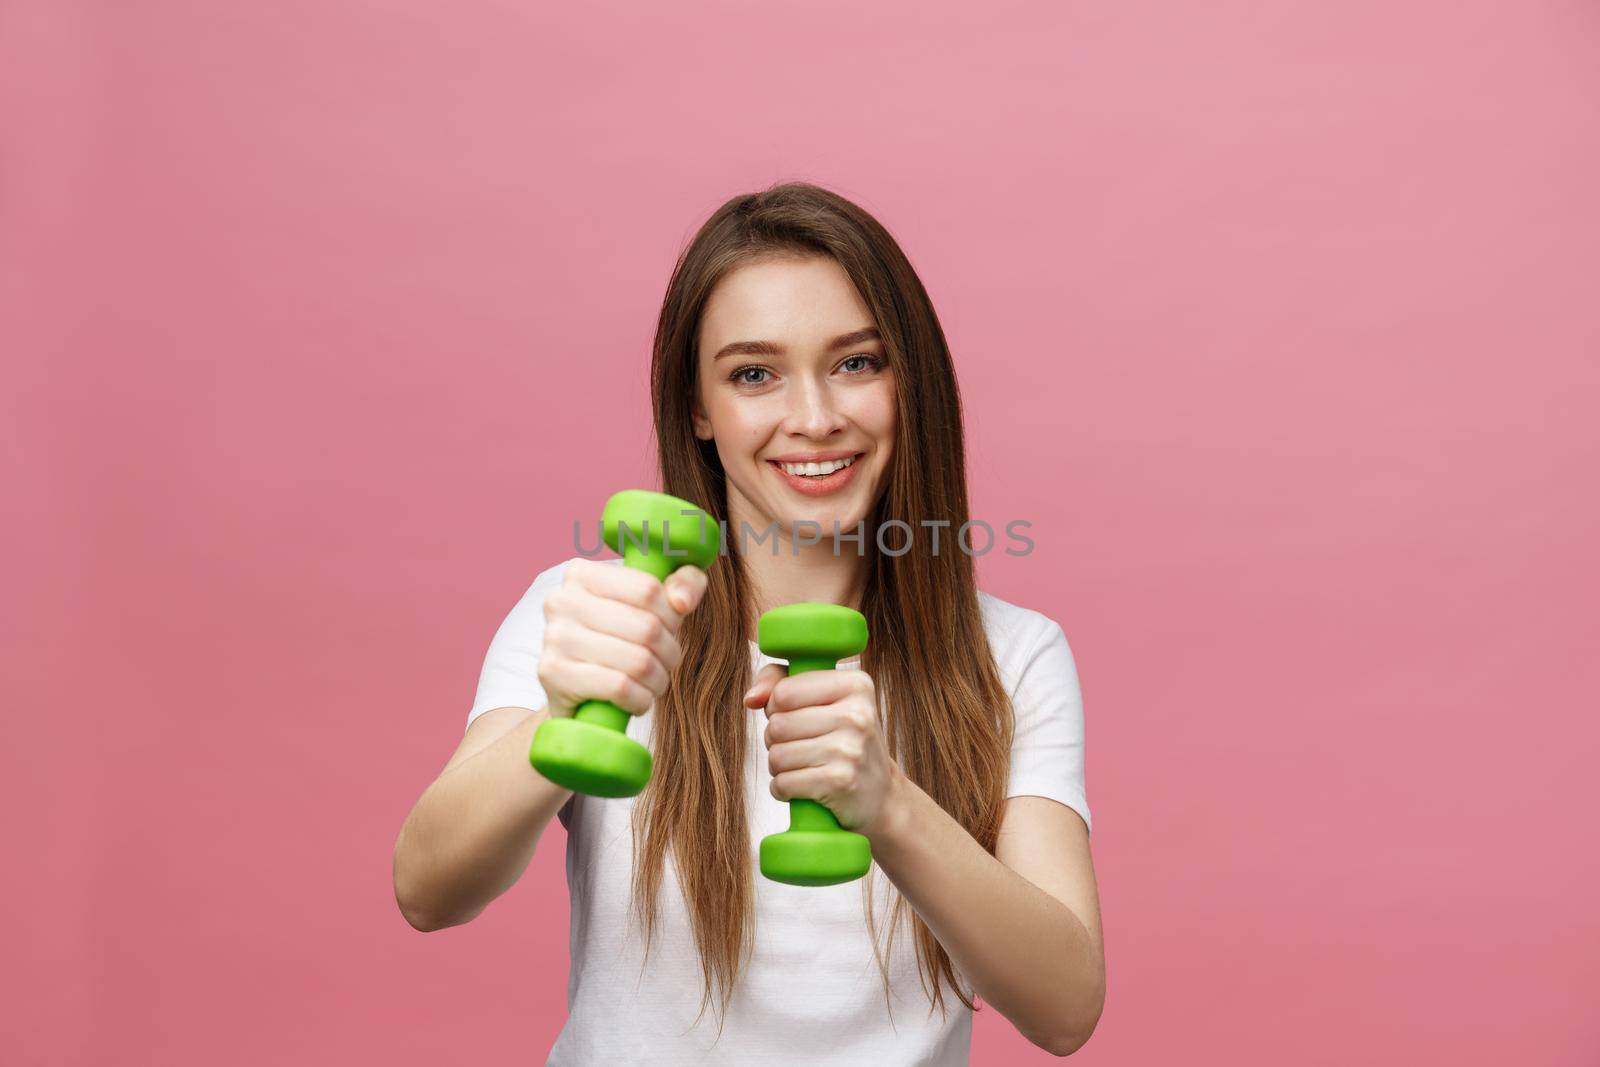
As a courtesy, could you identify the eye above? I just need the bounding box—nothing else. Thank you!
[841,354,884,374]
[729,365,770,386]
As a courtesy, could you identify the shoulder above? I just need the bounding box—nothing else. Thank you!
[976,589,1076,692]
[976,588,1069,661]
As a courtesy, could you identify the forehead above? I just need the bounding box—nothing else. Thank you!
[698,255,874,348]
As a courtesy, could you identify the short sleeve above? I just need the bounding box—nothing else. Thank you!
[1006,619,1092,834]
[465,559,573,730]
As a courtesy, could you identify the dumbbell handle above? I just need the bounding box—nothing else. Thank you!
[573,699,629,732]
[783,655,848,833]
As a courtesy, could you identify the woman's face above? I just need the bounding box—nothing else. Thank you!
[693,255,896,544]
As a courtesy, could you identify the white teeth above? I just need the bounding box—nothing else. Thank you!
[779,455,856,477]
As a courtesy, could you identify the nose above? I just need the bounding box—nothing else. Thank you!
[780,377,848,439]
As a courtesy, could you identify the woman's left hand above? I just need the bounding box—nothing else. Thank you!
[745,663,904,836]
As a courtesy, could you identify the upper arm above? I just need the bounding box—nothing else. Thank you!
[995,795,1103,954]
[1003,618,1092,833]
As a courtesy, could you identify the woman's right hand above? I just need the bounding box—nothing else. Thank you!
[536,559,710,719]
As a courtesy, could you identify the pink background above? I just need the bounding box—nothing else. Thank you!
[4,1,1597,1063]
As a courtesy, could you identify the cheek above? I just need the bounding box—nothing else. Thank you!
[723,404,776,450]
[700,391,777,456]
[862,379,897,442]
[695,376,741,430]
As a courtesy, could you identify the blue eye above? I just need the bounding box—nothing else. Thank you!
[728,355,882,387]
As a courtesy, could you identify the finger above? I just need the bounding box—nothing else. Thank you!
[743,663,787,709]
[564,627,671,695]
[663,565,709,615]
[549,658,656,716]
[764,669,859,716]
[570,560,681,635]
[559,593,681,672]
[766,735,833,776]
[771,765,848,803]
[762,705,845,746]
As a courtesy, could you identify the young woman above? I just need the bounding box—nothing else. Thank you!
[393,183,1104,1063]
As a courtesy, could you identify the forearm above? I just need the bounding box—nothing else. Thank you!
[393,708,572,931]
[865,770,1102,1056]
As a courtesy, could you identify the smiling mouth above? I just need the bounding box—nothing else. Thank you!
[766,452,865,495]
[769,453,861,477]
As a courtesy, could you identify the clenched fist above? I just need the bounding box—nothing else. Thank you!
[537,558,709,719]
[745,664,904,836]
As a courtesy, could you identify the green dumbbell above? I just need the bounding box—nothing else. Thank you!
[757,602,873,886]
[529,489,720,797]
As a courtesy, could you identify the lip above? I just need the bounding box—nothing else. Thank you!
[767,452,864,497]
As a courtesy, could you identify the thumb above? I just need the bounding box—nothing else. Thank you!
[665,565,709,615]
[743,663,785,709]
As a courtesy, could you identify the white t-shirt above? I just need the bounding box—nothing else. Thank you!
[466,556,1091,1066]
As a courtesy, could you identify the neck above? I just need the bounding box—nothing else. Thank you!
[727,498,871,640]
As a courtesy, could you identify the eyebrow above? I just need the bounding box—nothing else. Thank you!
[712,326,881,361]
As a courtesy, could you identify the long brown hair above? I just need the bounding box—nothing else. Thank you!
[636,182,1014,1034]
